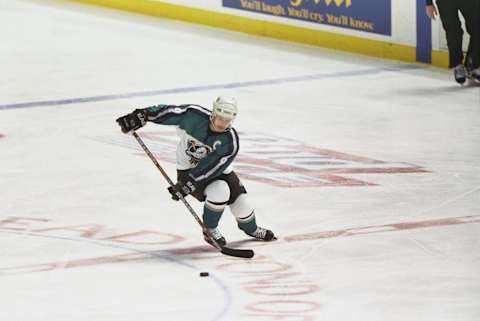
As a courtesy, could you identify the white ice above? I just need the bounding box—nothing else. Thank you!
[1,1,479,321]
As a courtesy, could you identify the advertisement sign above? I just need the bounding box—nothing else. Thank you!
[223,0,391,35]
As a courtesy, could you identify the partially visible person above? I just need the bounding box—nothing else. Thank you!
[426,0,480,84]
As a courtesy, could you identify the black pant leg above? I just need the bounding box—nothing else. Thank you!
[459,0,480,68]
[436,0,464,67]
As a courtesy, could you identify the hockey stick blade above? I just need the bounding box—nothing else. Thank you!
[221,246,254,259]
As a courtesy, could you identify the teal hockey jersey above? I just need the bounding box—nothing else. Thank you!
[144,104,239,185]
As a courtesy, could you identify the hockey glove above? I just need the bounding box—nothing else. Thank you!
[168,180,196,201]
[116,109,148,134]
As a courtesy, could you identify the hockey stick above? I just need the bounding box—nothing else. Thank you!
[132,131,254,259]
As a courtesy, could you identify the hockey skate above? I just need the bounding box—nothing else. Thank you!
[470,68,480,84]
[203,227,227,247]
[454,64,467,84]
[243,226,277,241]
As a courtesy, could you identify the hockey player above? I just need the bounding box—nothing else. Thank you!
[116,96,276,247]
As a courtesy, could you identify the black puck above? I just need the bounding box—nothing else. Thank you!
[199,272,209,277]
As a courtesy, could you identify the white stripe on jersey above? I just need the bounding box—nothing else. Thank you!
[149,104,210,121]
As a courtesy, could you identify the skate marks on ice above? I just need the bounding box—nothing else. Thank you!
[2,213,478,320]
[1,213,479,276]
[393,80,480,97]
[0,216,321,320]
[91,130,428,188]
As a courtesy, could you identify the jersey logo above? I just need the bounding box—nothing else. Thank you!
[186,139,212,164]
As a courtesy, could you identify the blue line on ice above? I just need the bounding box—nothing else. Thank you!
[0,65,420,110]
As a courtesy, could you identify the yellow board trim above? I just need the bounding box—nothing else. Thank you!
[432,50,449,68]
[68,0,448,68]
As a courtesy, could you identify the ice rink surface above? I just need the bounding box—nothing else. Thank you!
[1,1,479,320]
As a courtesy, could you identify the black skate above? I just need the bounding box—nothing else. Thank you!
[244,227,277,241]
[471,68,480,83]
[463,61,480,85]
[203,228,226,247]
[454,64,467,84]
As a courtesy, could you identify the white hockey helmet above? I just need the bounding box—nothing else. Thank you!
[211,96,238,121]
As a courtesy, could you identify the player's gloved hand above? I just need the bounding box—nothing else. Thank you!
[168,180,196,201]
[116,109,148,134]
